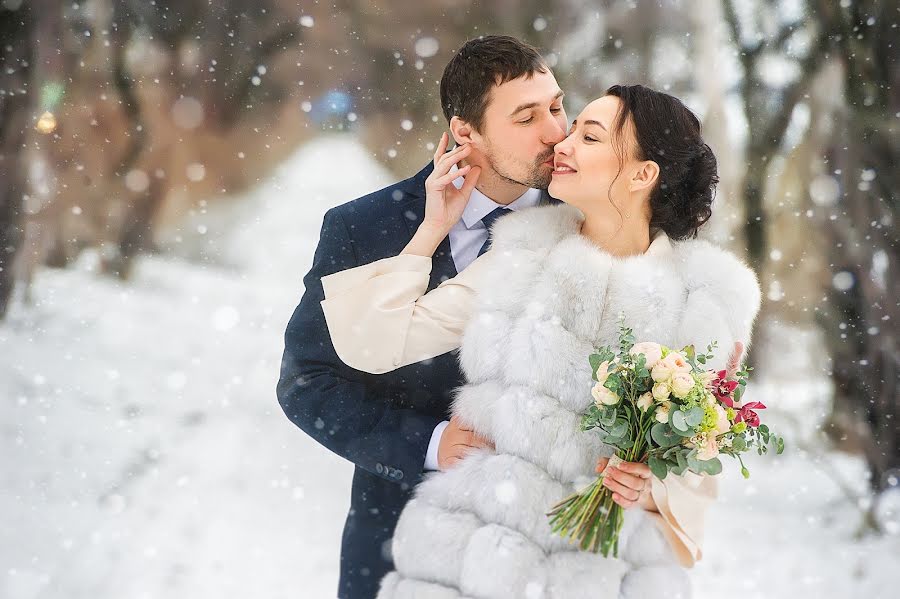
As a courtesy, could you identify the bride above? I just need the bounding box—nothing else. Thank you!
[320,84,761,599]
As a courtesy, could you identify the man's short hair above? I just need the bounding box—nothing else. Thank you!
[440,35,548,132]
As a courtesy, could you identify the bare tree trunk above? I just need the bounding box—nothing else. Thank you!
[819,0,900,496]
[0,4,34,318]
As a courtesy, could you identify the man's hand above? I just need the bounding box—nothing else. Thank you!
[438,414,494,471]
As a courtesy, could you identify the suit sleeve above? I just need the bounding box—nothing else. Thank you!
[276,207,442,484]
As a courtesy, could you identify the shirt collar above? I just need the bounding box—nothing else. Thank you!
[451,170,542,229]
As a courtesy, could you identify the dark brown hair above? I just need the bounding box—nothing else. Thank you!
[440,35,548,132]
[606,84,718,240]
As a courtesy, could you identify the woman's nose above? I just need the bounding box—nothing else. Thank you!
[554,137,572,155]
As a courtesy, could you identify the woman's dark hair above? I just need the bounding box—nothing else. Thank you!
[605,84,718,240]
[440,35,548,132]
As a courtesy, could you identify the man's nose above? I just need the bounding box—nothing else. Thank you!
[543,116,567,145]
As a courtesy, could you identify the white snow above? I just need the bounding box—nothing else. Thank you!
[2,136,896,598]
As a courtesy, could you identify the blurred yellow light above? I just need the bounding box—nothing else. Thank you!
[36,111,57,134]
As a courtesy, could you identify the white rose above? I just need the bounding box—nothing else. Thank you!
[591,382,620,406]
[662,351,692,374]
[655,401,671,424]
[636,392,654,412]
[651,362,673,383]
[595,360,613,384]
[630,342,664,369]
[671,372,696,399]
[652,382,671,401]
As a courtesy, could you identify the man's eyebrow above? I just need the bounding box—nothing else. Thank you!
[571,119,608,131]
[509,90,566,116]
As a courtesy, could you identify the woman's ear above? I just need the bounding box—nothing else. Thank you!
[630,160,660,193]
[449,116,477,146]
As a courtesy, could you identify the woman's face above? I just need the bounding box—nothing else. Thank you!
[548,95,644,215]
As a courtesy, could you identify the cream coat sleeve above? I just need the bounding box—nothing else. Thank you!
[648,471,719,568]
[320,252,487,374]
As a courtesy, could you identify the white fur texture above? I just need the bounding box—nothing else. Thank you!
[377,204,761,599]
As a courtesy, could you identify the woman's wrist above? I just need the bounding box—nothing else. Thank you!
[402,222,448,257]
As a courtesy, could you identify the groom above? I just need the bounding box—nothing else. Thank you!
[277,35,567,598]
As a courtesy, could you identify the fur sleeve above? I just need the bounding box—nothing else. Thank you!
[672,240,762,371]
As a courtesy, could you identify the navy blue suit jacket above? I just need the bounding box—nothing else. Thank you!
[277,162,555,598]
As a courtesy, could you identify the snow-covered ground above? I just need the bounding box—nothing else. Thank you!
[2,136,896,598]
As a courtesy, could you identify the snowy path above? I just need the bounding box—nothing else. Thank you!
[2,137,896,598]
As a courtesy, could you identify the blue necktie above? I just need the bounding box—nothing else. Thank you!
[477,207,511,257]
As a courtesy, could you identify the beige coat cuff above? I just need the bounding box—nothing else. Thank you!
[321,254,433,374]
[648,471,718,568]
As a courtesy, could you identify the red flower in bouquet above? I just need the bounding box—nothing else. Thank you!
[735,401,767,428]
[711,369,739,407]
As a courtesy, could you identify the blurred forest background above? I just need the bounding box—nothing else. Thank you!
[0,0,897,595]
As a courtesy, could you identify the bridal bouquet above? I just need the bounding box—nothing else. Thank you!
[546,324,784,557]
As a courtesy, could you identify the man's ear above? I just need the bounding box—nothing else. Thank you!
[630,160,660,193]
[449,116,477,146]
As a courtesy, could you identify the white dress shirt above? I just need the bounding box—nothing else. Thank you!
[423,178,543,471]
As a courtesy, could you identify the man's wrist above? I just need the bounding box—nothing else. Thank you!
[424,420,450,471]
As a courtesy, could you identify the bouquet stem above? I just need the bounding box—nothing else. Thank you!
[546,459,626,557]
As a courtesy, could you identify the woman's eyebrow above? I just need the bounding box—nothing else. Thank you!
[575,119,607,131]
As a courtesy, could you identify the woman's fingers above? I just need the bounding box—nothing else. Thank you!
[430,165,471,189]
[616,461,652,478]
[611,493,636,508]
[604,466,646,493]
[596,457,610,474]
[459,165,481,198]
[434,143,471,174]
[433,132,449,162]
[602,473,640,501]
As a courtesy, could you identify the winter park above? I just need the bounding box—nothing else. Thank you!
[1,2,897,599]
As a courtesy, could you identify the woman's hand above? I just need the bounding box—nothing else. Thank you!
[403,133,481,257]
[596,457,657,512]
[423,132,481,233]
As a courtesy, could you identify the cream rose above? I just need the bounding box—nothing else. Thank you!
[696,433,720,461]
[655,401,671,424]
[671,372,696,399]
[652,382,671,401]
[630,342,664,369]
[651,362,673,383]
[662,351,692,374]
[591,382,620,406]
[595,360,613,384]
[636,392,654,412]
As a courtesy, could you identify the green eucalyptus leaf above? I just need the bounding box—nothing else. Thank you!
[685,407,705,428]
[651,422,682,448]
[648,456,668,480]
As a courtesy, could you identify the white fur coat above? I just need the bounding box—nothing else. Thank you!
[377,204,761,599]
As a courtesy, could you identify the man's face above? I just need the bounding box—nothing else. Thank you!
[473,69,567,190]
